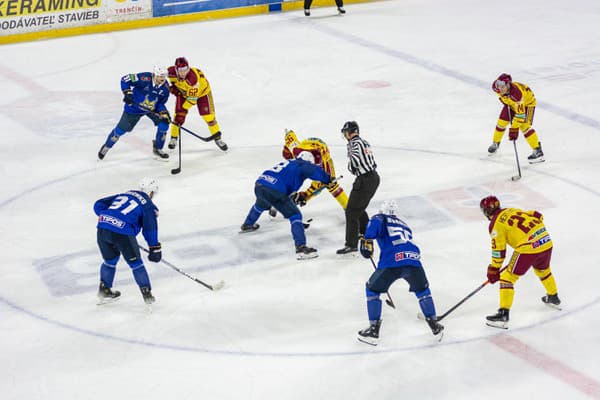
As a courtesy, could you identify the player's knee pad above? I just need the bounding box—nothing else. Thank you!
[127,258,144,269]
[533,267,551,279]
[415,287,431,300]
[366,284,381,298]
[102,256,119,268]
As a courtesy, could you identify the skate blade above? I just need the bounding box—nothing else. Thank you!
[357,336,378,346]
[528,158,545,164]
[434,331,444,342]
[544,302,562,311]
[297,252,319,260]
[239,229,258,234]
[153,155,170,162]
[486,321,509,329]
[96,296,120,306]
[337,252,359,259]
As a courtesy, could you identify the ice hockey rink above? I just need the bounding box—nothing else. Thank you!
[1,0,600,398]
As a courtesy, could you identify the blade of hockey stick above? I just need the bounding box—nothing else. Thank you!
[139,246,224,291]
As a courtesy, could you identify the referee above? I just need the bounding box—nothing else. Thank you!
[337,121,380,254]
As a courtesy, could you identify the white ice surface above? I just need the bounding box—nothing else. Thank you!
[1,0,600,399]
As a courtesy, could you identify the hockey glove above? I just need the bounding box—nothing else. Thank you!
[173,112,187,126]
[291,192,307,207]
[487,265,500,284]
[122,89,134,105]
[148,243,162,263]
[359,237,374,259]
[158,110,171,123]
[508,128,519,141]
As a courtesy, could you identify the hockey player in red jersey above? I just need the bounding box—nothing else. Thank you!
[167,57,227,151]
[480,195,561,329]
[488,73,544,163]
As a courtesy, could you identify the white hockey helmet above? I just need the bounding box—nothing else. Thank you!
[139,177,159,196]
[153,64,168,77]
[297,151,315,164]
[379,199,398,216]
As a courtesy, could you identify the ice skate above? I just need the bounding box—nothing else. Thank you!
[140,287,155,307]
[426,317,444,342]
[357,320,381,346]
[487,142,500,156]
[240,223,260,233]
[268,207,278,218]
[338,6,346,14]
[485,308,509,329]
[304,9,310,16]
[528,144,545,164]
[97,282,121,305]
[211,132,228,151]
[541,293,562,310]
[336,246,358,256]
[98,144,110,160]
[296,244,318,260]
[167,136,178,150]
[152,140,169,161]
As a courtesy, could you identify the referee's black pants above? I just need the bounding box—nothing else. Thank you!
[345,170,380,248]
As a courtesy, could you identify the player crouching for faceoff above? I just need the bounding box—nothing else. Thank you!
[488,73,544,163]
[240,152,334,260]
[357,200,444,345]
[268,129,348,216]
[480,196,561,329]
[94,177,162,306]
[98,66,171,161]
[167,57,228,151]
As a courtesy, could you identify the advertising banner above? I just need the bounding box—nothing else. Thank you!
[152,0,279,17]
[0,0,152,35]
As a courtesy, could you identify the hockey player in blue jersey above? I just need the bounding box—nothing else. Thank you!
[241,151,333,259]
[98,65,171,161]
[94,177,162,306]
[357,200,444,345]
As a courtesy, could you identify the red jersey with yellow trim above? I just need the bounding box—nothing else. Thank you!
[497,82,536,117]
[487,207,553,268]
[167,66,211,107]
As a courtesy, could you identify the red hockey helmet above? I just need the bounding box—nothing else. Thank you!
[480,195,501,219]
[175,57,189,69]
[492,73,512,94]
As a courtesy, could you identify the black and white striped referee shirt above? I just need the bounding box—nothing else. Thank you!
[347,136,377,176]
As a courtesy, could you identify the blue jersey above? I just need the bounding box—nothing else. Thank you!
[94,190,159,246]
[256,159,331,195]
[120,72,170,115]
[364,213,422,268]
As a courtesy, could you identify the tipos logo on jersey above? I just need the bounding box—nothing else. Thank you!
[99,215,125,228]
[528,227,546,241]
[532,235,551,248]
[394,251,420,261]
[258,174,277,184]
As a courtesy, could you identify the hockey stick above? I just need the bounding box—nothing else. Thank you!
[417,265,508,321]
[171,134,182,175]
[139,246,225,291]
[505,106,521,181]
[136,103,215,142]
[369,257,396,309]
[511,139,522,181]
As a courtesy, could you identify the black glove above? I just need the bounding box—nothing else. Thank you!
[291,191,307,207]
[158,110,171,123]
[359,237,374,259]
[148,243,162,263]
[122,89,134,105]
